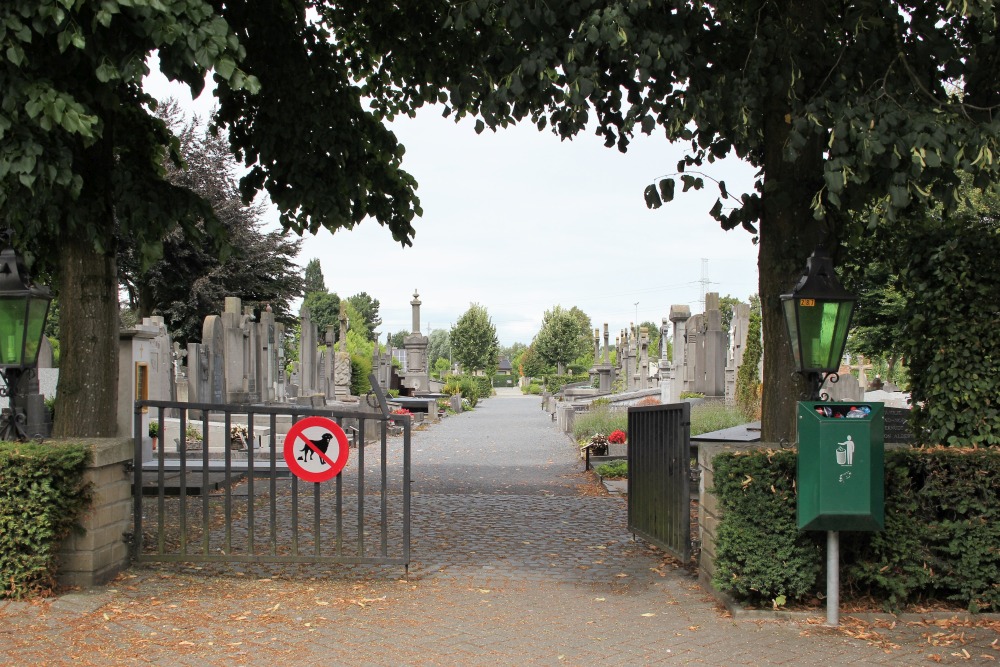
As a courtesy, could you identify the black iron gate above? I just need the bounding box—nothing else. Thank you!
[627,402,692,562]
[132,399,410,568]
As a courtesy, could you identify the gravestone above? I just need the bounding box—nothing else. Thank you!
[822,372,863,402]
[883,407,917,444]
[333,304,352,399]
[597,323,613,392]
[202,315,226,404]
[299,304,318,399]
[668,305,691,402]
[702,293,726,397]
[725,302,751,405]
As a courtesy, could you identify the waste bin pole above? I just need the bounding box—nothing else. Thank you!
[827,530,839,626]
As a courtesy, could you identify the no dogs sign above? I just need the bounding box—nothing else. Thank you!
[283,416,350,483]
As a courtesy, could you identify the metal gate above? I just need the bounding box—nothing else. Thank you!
[627,402,691,562]
[132,399,410,568]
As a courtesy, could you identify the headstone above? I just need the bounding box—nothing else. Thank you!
[725,302,751,405]
[822,372,863,402]
[299,304,318,397]
[669,305,691,402]
[597,323,613,392]
[638,326,650,389]
[883,407,916,444]
[850,354,874,391]
[203,315,226,404]
[687,313,704,393]
[702,293,726,397]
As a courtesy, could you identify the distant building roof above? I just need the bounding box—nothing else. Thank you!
[498,357,513,372]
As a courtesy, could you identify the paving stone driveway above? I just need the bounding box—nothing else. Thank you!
[0,389,996,665]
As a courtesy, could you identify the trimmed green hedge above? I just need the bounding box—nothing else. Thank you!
[0,441,93,599]
[711,447,1000,612]
[544,374,587,394]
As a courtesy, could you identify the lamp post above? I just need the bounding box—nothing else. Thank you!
[0,244,53,441]
[780,244,856,401]
[781,243,858,627]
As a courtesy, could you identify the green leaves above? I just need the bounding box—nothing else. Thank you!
[712,448,1000,611]
[0,441,93,599]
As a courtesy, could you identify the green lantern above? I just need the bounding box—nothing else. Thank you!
[781,245,856,399]
[0,247,52,370]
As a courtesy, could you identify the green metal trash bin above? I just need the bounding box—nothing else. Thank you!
[797,401,884,531]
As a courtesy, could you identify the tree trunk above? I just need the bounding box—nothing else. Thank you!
[52,241,119,437]
[758,2,827,444]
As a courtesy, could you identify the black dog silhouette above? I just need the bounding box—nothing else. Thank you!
[298,432,333,464]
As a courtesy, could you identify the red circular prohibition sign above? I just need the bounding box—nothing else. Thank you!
[283,416,350,483]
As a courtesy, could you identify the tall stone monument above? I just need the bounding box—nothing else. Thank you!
[402,290,430,393]
[333,304,353,399]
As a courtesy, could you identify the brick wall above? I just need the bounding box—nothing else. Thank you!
[58,438,133,589]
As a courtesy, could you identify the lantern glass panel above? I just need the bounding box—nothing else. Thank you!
[782,297,801,369]
[23,296,49,366]
[797,299,853,372]
[0,297,28,366]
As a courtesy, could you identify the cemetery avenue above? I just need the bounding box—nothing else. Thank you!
[2,388,995,665]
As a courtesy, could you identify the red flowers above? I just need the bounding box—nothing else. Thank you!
[391,407,412,415]
[608,429,627,444]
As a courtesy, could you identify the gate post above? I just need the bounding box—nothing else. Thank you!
[57,437,134,588]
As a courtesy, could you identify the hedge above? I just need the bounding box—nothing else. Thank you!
[711,447,1000,612]
[544,374,588,394]
[0,441,93,599]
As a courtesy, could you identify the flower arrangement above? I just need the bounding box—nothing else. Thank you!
[582,433,609,456]
[391,407,412,416]
[230,424,249,446]
[608,429,627,444]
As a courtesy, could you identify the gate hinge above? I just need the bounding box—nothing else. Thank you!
[122,460,135,474]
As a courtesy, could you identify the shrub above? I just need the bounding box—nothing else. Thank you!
[710,447,1000,612]
[545,374,585,394]
[573,405,627,442]
[185,423,202,442]
[636,396,661,407]
[608,429,627,444]
[491,374,516,387]
[148,420,159,438]
[0,441,93,598]
[349,355,372,396]
[443,375,487,405]
[596,460,628,479]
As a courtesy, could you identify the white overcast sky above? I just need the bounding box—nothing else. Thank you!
[145,69,760,347]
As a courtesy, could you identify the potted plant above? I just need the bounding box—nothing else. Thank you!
[185,424,203,450]
[582,433,610,457]
[148,420,159,450]
[389,407,411,426]
[608,429,627,446]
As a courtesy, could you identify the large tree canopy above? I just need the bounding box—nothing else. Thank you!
[326,0,1000,441]
[5,1,998,441]
[450,303,499,375]
[1,0,422,435]
[534,305,590,374]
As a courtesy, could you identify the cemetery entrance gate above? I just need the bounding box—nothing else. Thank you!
[132,399,410,569]
[627,402,692,562]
